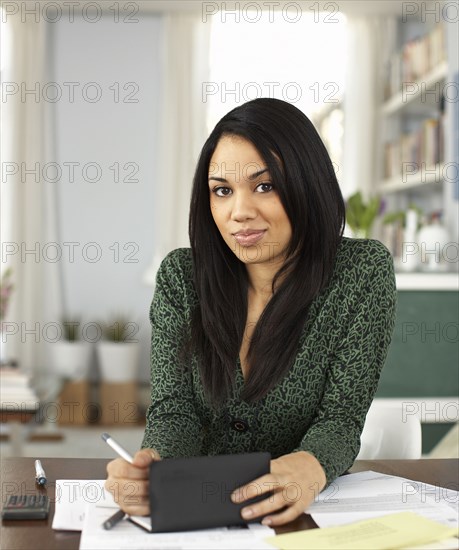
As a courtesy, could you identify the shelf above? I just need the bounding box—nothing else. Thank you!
[381,61,448,116]
[395,272,458,291]
[376,164,444,193]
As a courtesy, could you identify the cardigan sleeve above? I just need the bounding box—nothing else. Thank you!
[292,242,397,484]
[141,250,203,457]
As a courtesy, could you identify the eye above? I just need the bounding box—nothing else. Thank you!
[212,186,231,197]
[256,183,274,193]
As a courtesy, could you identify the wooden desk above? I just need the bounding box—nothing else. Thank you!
[1,458,458,550]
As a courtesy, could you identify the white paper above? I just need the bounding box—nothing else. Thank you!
[0,368,39,409]
[53,479,276,548]
[308,471,459,530]
[52,479,116,531]
[403,538,459,549]
[79,501,276,550]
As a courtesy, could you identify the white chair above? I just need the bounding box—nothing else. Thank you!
[356,402,422,460]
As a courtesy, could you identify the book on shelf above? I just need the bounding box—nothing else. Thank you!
[384,22,446,100]
[383,113,445,180]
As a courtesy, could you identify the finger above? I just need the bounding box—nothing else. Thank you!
[261,503,303,527]
[106,458,150,480]
[105,478,149,497]
[114,481,150,516]
[105,481,150,512]
[239,489,288,521]
[106,457,124,476]
[123,490,149,507]
[132,448,161,467]
[232,474,280,503]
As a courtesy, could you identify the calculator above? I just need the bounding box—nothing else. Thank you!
[1,494,50,520]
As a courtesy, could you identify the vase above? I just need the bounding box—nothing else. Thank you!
[50,341,92,381]
[352,229,368,239]
[399,229,419,272]
[417,221,451,272]
[96,341,139,383]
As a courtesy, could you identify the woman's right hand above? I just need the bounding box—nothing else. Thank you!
[105,448,161,516]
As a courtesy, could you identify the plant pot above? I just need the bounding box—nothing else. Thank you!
[50,341,92,381]
[352,229,368,239]
[96,341,139,383]
[417,222,450,272]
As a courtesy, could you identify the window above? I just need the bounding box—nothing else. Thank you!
[206,7,348,175]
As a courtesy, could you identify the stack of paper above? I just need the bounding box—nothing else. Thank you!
[0,367,39,410]
[52,479,275,549]
[308,471,458,530]
[79,504,275,550]
[265,512,458,550]
[52,480,111,531]
[53,472,458,550]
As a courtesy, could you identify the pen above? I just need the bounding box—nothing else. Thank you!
[103,508,126,530]
[101,433,134,464]
[35,459,47,486]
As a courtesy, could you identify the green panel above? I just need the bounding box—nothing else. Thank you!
[421,423,456,455]
[376,291,459,398]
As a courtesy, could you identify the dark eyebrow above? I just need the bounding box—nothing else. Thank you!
[248,168,270,180]
[208,167,270,183]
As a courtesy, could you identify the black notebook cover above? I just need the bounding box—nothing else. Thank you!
[148,452,271,533]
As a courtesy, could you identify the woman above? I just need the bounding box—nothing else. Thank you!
[105,98,397,527]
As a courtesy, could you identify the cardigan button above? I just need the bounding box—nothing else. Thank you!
[231,419,249,432]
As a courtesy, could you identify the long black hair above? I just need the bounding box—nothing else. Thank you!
[181,98,345,408]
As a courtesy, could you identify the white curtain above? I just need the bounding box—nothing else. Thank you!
[144,13,210,285]
[342,16,393,201]
[0,16,62,378]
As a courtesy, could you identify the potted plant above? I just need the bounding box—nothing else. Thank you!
[50,318,92,381]
[382,204,424,272]
[96,316,139,383]
[345,191,382,239]
[382,203,423,230]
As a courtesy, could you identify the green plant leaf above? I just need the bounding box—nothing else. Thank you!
[345,192,381,236]
[346,191,364,231]
[361,196,381,230]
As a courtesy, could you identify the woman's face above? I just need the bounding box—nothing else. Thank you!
[208,135,292,267]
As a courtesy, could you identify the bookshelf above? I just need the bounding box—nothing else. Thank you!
[370,9,458,454]
[381,60,447,116]
[375,16,458,287]
[376,162,444,193]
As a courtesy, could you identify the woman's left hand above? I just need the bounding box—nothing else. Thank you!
[231,451,327,527]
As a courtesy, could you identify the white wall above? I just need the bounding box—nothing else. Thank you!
[51,15,162,381]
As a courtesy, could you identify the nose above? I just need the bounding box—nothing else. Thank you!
[230,189,257,222]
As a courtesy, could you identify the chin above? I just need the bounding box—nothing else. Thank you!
[234,249,266,264]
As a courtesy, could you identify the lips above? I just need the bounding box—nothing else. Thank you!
[233,230,266,246]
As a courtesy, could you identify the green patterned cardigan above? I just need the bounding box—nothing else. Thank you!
[141,237,397,484]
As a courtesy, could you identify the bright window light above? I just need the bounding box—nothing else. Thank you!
[207,9,348,132]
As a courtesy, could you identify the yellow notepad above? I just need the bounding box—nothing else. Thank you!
[265,512,458,550]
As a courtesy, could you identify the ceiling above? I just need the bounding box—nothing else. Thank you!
[134,0,433,16]
[15,0,434,17]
